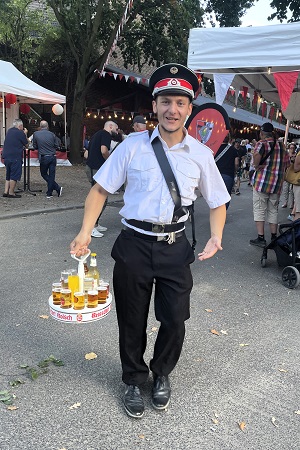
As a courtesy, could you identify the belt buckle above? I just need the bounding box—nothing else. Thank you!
[152,224,164,233]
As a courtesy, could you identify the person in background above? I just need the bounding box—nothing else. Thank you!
[281,142,296,212]
[85,120,119,237]
[2,118,28,198]
[132,115,147,132]
[70,63,230,419]
[292,152,300,220]
[233,138,247,195]
[250,122,289,247]
[33,120,62,199]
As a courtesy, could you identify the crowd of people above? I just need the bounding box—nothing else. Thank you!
[215,128,300,247]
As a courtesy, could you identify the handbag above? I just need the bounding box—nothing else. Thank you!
[284,163,300,185]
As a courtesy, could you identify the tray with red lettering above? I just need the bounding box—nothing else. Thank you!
[48,293,112,323]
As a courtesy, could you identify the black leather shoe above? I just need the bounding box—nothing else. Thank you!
[152,375,171,410]
[123,385,144,419]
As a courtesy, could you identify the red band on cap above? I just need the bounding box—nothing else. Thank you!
[153,78,194,97]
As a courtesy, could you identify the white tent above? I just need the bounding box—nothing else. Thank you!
[0,60,65,104]
[187,22,300,137]
[0,60,66,144]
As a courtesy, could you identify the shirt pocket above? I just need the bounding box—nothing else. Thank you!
[175,161,199,197]
[128,155,160,192]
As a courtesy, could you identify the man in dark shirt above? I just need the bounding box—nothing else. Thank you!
[85,120,119,238]
[33,120,62,199]
[2,118,28,198]
[215,135,239,209]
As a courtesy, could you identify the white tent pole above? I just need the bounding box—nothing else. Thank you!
[284,119,290,146]
[2,92,5,145]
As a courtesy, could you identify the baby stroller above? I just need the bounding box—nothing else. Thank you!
[260,218,300,289]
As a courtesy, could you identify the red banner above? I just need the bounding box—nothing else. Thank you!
[273,71,299,111]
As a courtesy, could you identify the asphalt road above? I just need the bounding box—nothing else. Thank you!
[0,180,299,450]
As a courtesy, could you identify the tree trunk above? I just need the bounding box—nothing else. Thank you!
[69,97,85,164]
[68,70,88,164]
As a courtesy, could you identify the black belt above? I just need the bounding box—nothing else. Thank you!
[122,226,184,242]
[125,219,184,233]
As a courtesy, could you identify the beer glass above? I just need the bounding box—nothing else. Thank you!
[97,286,107,304]
[100,281,109,298]
[73,292,85,310]
[87,290,98,308]
[52,282,61,306]
[68,269,79,302]
[84,277,94,300]
[60,288,72,309]
[60,270,72,289]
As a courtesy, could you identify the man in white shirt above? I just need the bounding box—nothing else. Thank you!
[70,63,230,419]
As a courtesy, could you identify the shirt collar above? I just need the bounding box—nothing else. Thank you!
[151,125,190,152]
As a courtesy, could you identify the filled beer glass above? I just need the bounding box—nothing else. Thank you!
[52,282,62,305]
[100,281,109,298]
[73,292,85,310]
[87,290,98,308]
[60,288,72,309]
[97,286,107,304]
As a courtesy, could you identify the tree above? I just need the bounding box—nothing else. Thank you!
[203,0,256,27]
[0,0,57,76]
[46,0,205,163]
[269,0,300,22]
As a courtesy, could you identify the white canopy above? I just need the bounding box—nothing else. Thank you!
[0,60,65,104]
[187,22,300,108]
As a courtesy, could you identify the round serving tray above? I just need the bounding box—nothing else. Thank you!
[48,293,112,323]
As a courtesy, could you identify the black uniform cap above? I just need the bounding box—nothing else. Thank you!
[149,63,199,99]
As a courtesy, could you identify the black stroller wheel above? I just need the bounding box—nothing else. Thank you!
[261,257,267,268]
[282,266,300,289]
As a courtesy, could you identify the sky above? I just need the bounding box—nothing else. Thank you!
[241,0,289,27]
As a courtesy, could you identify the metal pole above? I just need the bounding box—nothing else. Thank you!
[2,92,5,145]
[284,119,290,146]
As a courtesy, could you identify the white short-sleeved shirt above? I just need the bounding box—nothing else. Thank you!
[93,126,230,227]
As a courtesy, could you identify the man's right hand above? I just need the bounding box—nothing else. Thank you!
[70,231,91,256]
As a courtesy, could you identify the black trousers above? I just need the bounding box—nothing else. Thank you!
[111,229,195,385]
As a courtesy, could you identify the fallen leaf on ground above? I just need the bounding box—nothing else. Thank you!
[69,402,81,410]
[211,418,219,424]
[39,315,49,319]
[238,421,246,431]
[138,435,145,439]
[278,368,288,373]
[85,352,97,360]
[205,309,213,313]
[7,405,18,411]
[271,417,278,427]
[210,329,220,336]
[239,343,249,347]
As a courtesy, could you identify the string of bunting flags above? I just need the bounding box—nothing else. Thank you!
[95,0,135,77]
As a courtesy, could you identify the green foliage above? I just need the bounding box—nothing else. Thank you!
[120,0,204,69]
[269,0,300,22]
[0,355,64,407]
[203,0,256,27]
[0,0,59,76]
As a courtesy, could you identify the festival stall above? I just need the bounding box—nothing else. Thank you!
[0,60,69,166]
[187,22,300,141]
